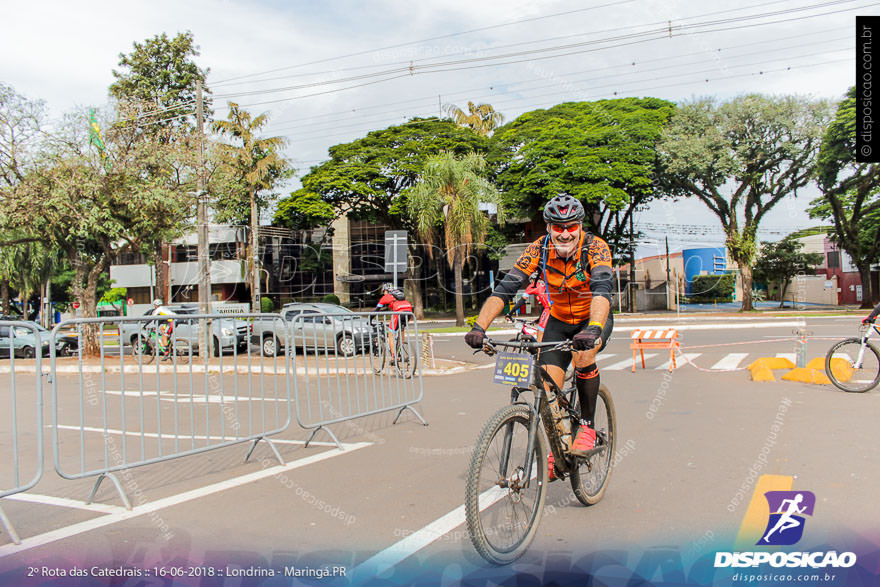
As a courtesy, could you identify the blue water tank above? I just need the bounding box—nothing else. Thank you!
[682,247,727,294]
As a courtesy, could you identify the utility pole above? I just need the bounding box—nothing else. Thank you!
[629,214,636,313]
[196,80,213,358]
[666,236,671,311]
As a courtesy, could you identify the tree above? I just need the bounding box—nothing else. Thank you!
[273,118,488,318]
[753,237,824,308]
[2,108,195,356]
[213,102,290,312]
[444,101,504,136]
[658,94,831,311]
[808,87,880,308]
[110,31,210,303]
[489,98,675,258]
[109,31,210,131]
[0,83,46,312]
[406,151,504,326]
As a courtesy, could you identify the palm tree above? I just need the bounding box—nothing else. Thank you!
[443,102,504,136]
[213,102,290,311]
[407,151,504,326]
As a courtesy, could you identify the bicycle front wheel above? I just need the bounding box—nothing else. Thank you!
[134,339,156,364]
[465,403,547,565]
[570,384,616,505]
[825,338,880,393]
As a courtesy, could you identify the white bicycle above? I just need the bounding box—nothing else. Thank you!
[825,322,880,393]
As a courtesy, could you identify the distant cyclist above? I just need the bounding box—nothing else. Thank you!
[375,284,413,356]
[150,298,175,351]
[506,275,550,340]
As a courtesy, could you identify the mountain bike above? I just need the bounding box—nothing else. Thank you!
[368,315,416,378]
[465,333,616,564]
[825,322,880,392]
[132,329,192,365]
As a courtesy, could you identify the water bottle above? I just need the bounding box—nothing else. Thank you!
[549,395,573,451]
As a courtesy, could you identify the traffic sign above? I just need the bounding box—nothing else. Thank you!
[384,230,408,273]
[127,298,134,306]
[72,302,80,310]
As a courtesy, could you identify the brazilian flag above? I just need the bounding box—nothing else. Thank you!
[89,109,108,160]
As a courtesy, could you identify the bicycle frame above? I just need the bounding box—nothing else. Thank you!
[853,324,880,367]
[485,335,576,490]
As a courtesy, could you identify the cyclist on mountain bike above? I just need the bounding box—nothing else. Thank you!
[506,275,550,340]
[465,194,614,477]
[150,298,175,350]
[375,284,413,356]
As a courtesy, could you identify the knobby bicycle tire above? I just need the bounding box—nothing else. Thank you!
[369,336,386,374]
[825,338,880,393]
[569,384,616,505]
[465,403,548,565]
[394,334,416,379]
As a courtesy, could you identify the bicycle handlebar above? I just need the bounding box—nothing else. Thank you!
[481,337,573,356]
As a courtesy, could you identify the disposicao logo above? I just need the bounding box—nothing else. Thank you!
[758,490,815,546]
[714,481,857,570]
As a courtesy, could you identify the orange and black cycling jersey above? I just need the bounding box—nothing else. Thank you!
[492,232,613,325]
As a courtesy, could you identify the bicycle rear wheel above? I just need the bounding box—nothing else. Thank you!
[465,403,547,565]
[369,335,386,374]
[172,340,192,365]
[825,338,880,393]
[394,334,416,379]
[569,384,616,505]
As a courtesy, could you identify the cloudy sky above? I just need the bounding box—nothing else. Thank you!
[1,0,870,254]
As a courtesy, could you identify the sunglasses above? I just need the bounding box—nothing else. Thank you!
[550,223,581,234]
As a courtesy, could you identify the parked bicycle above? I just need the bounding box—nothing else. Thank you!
[465,329,616,564]
[132,329,192,365]
[368,315,416,379]
[825,322,880,392]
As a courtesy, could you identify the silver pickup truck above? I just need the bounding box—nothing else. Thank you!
[250,302,377,357]
[119,305,251,355]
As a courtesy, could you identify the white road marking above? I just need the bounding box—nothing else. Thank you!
[429,322,806,338]
[603,354,657,371]
[776,353,797,363]
[710,353,750,370]
[53,425,340,447]
[352,471,533,579]
[656,353,701,370]
[101,390,286,404]
[4,494,125,515]
[0,442,371,557]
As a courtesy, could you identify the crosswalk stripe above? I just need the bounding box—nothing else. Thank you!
[604,354,657,371]
[776,353,796,363]
[596,353,617,362]
[710,353,750,370]
[656,353,701,370]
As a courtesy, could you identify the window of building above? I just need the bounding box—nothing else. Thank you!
[827,251,840,269]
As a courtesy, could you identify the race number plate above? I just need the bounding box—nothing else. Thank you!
[493,351,534,386]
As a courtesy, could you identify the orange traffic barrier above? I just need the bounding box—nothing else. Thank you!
[630,328,680,372]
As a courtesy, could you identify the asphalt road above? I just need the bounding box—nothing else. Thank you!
[0,314,877,585]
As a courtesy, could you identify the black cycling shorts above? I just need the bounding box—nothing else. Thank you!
[538,313,614,371]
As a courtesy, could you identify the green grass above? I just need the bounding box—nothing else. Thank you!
[421,326,471,333]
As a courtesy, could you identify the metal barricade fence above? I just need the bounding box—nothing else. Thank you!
[49,313,290,508]
[0,321,45,544]
[290,311,426,449]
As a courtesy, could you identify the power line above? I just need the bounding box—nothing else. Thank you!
[261,25,849,132]
[220,1,866,112]
[210,0,642,85]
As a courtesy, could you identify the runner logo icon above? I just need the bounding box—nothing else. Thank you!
[759,490,816,546]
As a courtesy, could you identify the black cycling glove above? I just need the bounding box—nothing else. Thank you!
[465,324,486,349]
[572,325,602,351]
